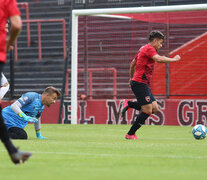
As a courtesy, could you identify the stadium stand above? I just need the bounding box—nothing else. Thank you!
[4,0,207,99]
[5,0,71,97]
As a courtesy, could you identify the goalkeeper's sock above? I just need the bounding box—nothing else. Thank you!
[128,101,141,111]
[127,112,150,135]
[36,130,40,133]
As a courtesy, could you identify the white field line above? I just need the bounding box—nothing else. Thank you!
[0,149,205,159]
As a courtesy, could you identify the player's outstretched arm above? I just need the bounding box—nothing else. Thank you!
[152,54,181,63]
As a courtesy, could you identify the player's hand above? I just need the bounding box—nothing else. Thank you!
[28,118,38,123]
[24,116,38,123]
[19,112,38,123]
[36,132,48,139]
[6,45,14,52]
[173,55,181,62]
[6,39,14,52]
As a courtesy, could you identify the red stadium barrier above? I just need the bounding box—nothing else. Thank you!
[17,2,31,47]
[3,98,206,125]
[64,99,207,125]
[14,19,66,61]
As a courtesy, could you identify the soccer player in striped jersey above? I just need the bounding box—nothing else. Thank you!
[123,31,180,140]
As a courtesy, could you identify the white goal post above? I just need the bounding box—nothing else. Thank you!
[70,3,207,124]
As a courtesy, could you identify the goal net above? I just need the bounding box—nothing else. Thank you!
[66,4,207,124]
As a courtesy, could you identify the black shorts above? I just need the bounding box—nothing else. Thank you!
[131,80,156,106]
[8,127,28,139]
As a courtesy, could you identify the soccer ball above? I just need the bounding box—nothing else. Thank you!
[192,124,207,140]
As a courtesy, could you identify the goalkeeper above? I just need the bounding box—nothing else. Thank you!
[2,86,61,139]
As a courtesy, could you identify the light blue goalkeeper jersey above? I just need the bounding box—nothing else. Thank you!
[2,92,45,129]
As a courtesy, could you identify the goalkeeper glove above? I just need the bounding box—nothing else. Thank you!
[19,112,38,123]
[36,131,48,139]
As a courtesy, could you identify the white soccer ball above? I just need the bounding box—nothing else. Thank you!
[192,124,207,140]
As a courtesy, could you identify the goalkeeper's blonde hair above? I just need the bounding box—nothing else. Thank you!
[43,86,61,97]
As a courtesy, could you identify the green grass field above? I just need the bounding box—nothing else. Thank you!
[0,124,206,180]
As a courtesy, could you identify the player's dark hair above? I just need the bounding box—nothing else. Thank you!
[149,30,164,42]
[43,86,61,97]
